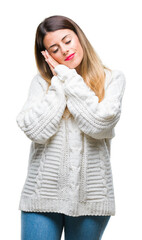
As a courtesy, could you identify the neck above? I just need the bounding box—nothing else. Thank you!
[75,65,81,75]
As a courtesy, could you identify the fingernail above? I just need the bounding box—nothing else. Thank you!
[45,50,49,54]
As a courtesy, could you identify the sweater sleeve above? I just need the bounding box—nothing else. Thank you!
[16,73,66,144]
[54,64,126,139]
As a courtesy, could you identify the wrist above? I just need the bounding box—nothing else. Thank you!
[54,64,70,82]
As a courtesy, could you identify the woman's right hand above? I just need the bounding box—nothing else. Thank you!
[41,50,58,76]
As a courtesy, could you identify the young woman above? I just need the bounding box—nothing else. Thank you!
[16,15,126,240]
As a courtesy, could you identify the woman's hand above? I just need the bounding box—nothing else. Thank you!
[41,50,59,76]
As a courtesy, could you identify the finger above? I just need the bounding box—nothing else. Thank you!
[50,65,57,76]
[41,52,52,67]
[41,51,46,58]
[45,50,49,57]
[41,51,58,70]
[42,51,53,67]
[45,58,54,68]
[46,57,55,69]
[47,61,57,76]
[41,51,49,63]
[45,59,55,73]
[44,50,58,68]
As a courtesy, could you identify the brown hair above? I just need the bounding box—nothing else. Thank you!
[34,15,111,107]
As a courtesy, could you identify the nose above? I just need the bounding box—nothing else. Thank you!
[61,44,69,55]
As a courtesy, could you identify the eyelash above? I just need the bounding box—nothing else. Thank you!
[53,40,71,53]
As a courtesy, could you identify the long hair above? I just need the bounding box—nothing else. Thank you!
[34,15,111,117]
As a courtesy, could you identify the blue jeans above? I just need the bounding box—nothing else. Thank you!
[21,211,111,240]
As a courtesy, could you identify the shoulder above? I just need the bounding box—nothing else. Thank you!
[111,69,126,81]
[30,73,49,91]
[104,68,126,89]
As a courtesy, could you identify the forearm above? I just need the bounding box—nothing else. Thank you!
[16,74,66,144]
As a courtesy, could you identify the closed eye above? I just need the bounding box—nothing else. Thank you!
[66,40,71,44]
[53,40,71,53]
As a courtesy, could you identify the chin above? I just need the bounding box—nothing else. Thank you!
[69,62,80,69]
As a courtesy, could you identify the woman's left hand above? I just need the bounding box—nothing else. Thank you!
[41,50,59,76]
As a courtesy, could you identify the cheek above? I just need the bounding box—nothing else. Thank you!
[76,44,83,59]
[50,53,61,63]
[72,39,78,49]
[73,39,83,55]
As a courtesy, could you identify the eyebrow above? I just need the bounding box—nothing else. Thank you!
[47,34,71,50]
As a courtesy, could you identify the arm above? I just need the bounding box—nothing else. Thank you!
[54,65,126,139]
[16,73,66,144]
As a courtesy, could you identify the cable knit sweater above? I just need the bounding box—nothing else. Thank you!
[16,65,126,216]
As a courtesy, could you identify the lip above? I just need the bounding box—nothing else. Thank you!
[65,53,75,61]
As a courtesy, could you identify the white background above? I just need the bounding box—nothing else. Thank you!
[0,0,142,239]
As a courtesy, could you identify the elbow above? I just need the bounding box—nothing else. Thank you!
[82,114,120,139]
[26,134,49,144]
[16,119,58,144]
[92,127,116,139]
[84,125,116,139]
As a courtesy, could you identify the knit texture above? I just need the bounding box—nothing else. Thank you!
[16,65,126,216]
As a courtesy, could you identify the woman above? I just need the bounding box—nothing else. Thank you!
[16,15,126,240]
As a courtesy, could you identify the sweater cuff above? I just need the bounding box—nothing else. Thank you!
[54,64,76,82]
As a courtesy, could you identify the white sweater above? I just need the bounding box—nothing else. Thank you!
[16,64,126,216]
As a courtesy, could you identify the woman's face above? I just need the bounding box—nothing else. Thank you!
[43,29,84,73]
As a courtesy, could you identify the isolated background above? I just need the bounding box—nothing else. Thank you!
[0,0,141,239]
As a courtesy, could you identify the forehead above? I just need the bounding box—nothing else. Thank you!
[43,29,74,45]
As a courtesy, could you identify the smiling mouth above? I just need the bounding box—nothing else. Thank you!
[65,53,75,61]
